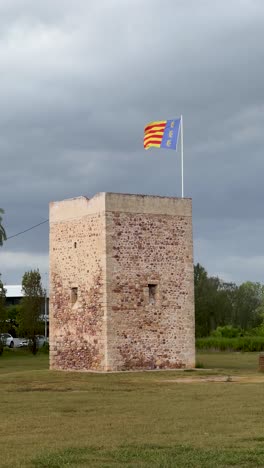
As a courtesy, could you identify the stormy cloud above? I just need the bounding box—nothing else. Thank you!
[1,0,264,284]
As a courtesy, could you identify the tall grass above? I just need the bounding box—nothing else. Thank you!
[196,336,264,352]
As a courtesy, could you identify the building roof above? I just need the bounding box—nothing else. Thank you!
[4,285,24,298]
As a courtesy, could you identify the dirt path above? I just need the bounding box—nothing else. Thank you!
[162,375,264,383]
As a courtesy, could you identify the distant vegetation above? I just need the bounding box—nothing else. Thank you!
[0,275,7,355]
[17,269,45,354]
[0,270,45,356]
[2,244,264,354]
[195,263,264,350]
[196,335,264,352]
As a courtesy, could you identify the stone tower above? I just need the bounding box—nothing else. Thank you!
[49,192,195,371]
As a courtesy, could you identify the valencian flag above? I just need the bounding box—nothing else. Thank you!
[144,118,181,150]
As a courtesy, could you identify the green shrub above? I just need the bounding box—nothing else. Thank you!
[211,325,242,338]
[196,336,264,352]
[249,324,264,337]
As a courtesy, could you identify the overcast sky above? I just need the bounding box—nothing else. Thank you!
[1,0,264,287]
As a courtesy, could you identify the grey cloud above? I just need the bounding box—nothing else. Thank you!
[1,0,264,284]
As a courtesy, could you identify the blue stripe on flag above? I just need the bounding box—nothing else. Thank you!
[160,118,181,150]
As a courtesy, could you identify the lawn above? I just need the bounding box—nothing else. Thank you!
[0,350,264,467]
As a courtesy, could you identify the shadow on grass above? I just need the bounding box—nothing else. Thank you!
[31,444,264,467]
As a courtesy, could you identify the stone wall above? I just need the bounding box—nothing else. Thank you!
[49,193,195,372]
[49,196,107,371]
[105,193,195,370]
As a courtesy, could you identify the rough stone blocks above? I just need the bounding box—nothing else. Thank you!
[49,192,195,371]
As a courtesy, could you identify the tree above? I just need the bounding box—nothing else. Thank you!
[18,270,44,354]
[194,263,264,335]
[215,280,237,327]
[194,263,212,336]
[6,304,22,337]
[0,208,7,354]
[194,264,224,336]
[233,282,264,330]
[0,276,7,355]
[194,263,237,336]
[0,208,6,246]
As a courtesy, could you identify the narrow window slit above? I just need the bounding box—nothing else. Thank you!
[148,284,157,305]
[71,287,78,305]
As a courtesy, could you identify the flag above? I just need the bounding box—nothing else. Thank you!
[144,118,181,150]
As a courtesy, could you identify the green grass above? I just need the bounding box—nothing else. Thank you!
[31,445,264,467]
[196,349,260,372]
[0,348,48,374]
[1,349,264,467]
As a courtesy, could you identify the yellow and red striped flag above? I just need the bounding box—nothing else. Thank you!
[144,118,181,150]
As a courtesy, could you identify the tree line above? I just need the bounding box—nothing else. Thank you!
[195,263,264,337]
[2,207,264,344]
[0,209,46,354]
[0,270,45,355]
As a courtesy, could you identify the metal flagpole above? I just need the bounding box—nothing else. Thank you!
[180,115,184,198]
